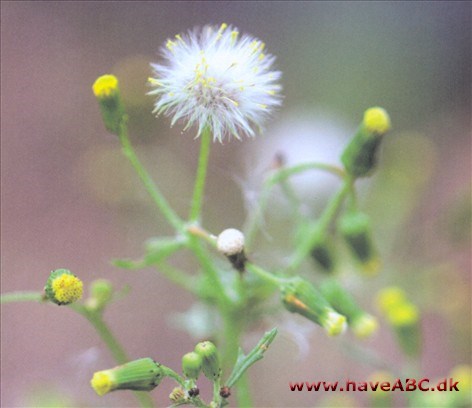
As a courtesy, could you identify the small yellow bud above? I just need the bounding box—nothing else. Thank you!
[91,371,113,396]
[281,277,347,336]
[351,314,379,339]
[341,106,391,177]
[92,74,125,135]
[376,287,406,313]
[92,75,119,99]
[363,107,391,135]
[45,269,83,305]
[322,310,348,336]
[90,358,164,396]
[387,302,419,327]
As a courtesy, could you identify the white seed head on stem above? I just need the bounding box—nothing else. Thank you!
[149,23,282,142]
[217,228,245,256]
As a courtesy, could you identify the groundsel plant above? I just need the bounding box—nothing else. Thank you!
[4,23,470,408]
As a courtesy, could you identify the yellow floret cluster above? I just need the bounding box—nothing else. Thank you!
[90,371,113,396]
[92,75,119,98]
[363,107,391,134]
[377,286,419,327]
[51,273,83,304]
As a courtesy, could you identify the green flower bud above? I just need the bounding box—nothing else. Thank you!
[90,358,164,396]
[280,277,347,336]
[320,279,378,339]
[182,351,202,380]
[44,269,83,306]
[87,279,113,311]
[341,107,391,178]
[309,227,336,273]
[92,74,126,135]
[194,341,221,381]
[339,211,380,275]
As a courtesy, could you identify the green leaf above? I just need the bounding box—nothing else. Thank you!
[112,237,185,270]
[225,328,278,388]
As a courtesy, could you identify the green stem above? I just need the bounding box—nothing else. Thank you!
[1,291,44,303]
[71,306,128,363]
[287,176,354,272]
[245,162,345,249]
[75,307,154,408]
[2,292,153,407]
[246,263,285,287]
[189,127,212,223]
[118,121,183,231]
[234,373,252,407]
[188,236,231,306]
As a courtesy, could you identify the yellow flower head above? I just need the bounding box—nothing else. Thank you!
[386,302,419,327]
[45,269,83,305]
[363,107,391,135]
[91,371,114,396]
[376,286,406,313]
[92,75,119,99]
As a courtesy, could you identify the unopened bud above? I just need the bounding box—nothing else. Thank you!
[341,107,391,177]
[92,74,125,135]
[90,358,164,396]
[217,228,247,272]
[87,279,113,311]
[182,351,202,380]
[376,287,421,356]
[194,341,221,381]
[309,226,336,273]
[320,279,378,339]
[280,277,347,336]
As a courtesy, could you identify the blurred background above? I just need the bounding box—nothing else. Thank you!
[1,1,470,407]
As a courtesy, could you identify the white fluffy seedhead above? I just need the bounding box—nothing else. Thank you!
[217,228,245,256]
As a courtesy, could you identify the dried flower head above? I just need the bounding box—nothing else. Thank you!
[149,23,282,142]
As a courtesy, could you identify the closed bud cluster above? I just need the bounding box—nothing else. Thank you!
[92,74,125,135]
[280,277,347,336]
[182,351,202,380]
[90,358,164,396]
[376,287,421,356]
[320,279,378,339]
[194,341,221,381]
[341,107,391,177]
[44,269,83,306]
[338,211,380,276]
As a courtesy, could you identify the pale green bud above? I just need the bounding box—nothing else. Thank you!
[194,341,221,381]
